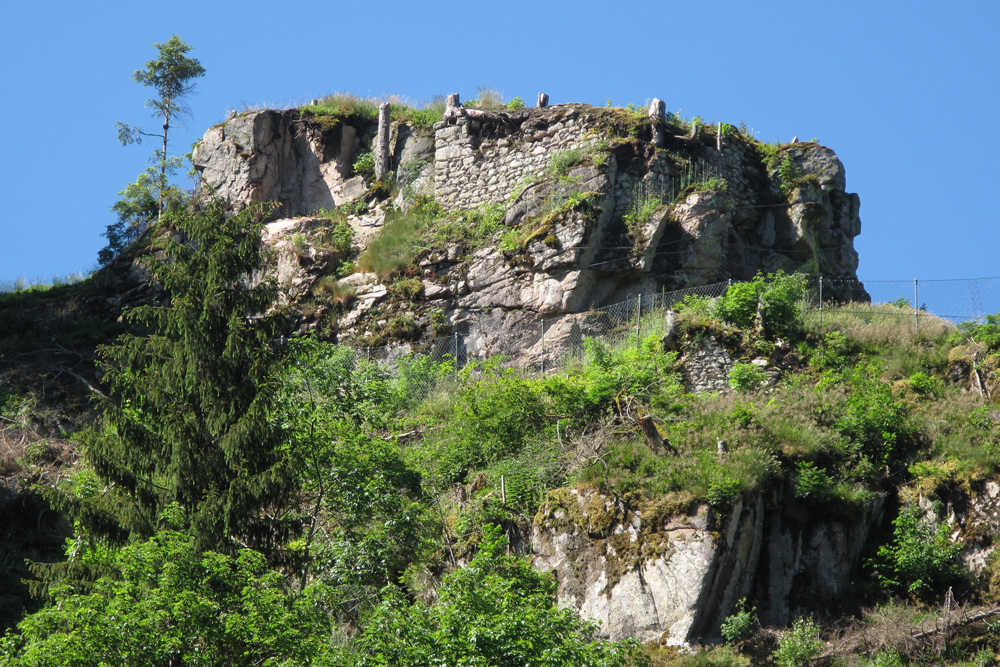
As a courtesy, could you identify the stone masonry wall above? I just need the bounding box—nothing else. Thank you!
[432,105,601,209]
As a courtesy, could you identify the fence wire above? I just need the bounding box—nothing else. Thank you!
[342,276,1000,397]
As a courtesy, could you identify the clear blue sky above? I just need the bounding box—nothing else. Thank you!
[1,0,997,286]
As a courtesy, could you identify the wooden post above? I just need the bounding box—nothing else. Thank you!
[374,102,391,181]
[446,93,461,111]
[649,98,666,147]
[501,475,506,505]
[537,92,549,108]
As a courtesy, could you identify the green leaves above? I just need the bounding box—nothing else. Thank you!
[360,525,641,667]
[2,527,336,666]
[872,505,962,597]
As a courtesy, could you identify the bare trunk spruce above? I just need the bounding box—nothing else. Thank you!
[649,98,666,147]
[374,102,391,181]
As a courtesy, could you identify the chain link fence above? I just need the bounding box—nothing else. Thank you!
[340,276,1000,397]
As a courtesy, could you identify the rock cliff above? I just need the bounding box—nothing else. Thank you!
[192,102,863,360]
[531,486,885,645]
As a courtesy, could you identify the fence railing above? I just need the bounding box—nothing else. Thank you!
[339,276,1000,394]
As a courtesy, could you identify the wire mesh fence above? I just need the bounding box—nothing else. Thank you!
[341,276,1000,396]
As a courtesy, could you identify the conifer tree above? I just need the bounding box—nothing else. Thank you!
[75,201,294,554]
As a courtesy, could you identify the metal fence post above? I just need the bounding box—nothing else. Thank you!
[818,275,824,329]
[454,330,460,372]
[914,279,919,332]
[635,294,642,347]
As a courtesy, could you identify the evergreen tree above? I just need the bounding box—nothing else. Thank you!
[74,201,294,554]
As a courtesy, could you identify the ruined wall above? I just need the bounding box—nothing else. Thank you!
[432,105,601,209]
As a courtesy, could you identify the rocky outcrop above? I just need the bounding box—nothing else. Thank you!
[192,103,865,356]
[531,486,885,645]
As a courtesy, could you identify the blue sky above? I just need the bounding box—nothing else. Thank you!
[1,0,997,288]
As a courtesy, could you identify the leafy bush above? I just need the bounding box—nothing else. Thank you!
[907,371,943,398]
[773,617,823,667]
[794,461,834,501]
[721,598,758,645]
[777,153,801,194]
[505,96,526,110]
[837,363,913,473]
[728,362,767,392]
[949,313,1000,351]
[872,505,962,597]
[359,526,640,667]
[715,272,807,341]
[352,151,375,177]
[0,526,336,666]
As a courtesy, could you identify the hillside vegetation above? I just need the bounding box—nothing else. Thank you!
[0,205,998,666]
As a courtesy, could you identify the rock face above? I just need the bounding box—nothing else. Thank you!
[531,487,884,645]
[192,103,865,356]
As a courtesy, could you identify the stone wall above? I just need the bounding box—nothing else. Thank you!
[432,105,601,209]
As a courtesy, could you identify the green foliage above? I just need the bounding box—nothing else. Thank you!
[907,371,944,398]
[728,362,767,392]
[0,525,336,666]
[356,207,427,280]
[720,598,757,645]
[714,272,808,341]
[777,153,801,194]
[506,96,526,110]
[949,313,1000,351]
[352,151,375,177]
[865,650,905,667]
[687,177,729,193]
[101,167,186,264]
[548,148,588,177]
[623,195,664,238]
[873,505,963,597]
[359,525,641,667]
[435,371,549,482]
[773,617,823,667]
[115,36,205,217]
[75,202,293,553]
[794,461,835,501]
[837,363,913,473]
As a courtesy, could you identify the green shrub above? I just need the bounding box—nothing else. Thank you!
[907,371,943,398]
[728,362,767,392]
[837,363,913,473]
[949,313,1000,351]
[720,598,757,645]
[872,505,962,597]
[352,152,375,177]
[715,272,807,341]
[707,476,741,507]
[794,461,834,501]
[773,617,822,667]
[865,650,905,667]
[777,153,801,194]
[505,97,526,110]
